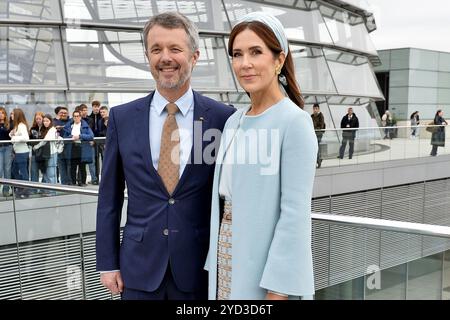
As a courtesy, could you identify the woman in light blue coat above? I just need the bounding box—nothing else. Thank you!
[205,12,317,300]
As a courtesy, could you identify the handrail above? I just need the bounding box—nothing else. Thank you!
[312,213,450,239]
[0,125,445,145]
[2,178,450,239]
[0,137,107,144]
[316,124,447,132]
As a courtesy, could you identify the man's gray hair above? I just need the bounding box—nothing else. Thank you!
[143,12,199,53]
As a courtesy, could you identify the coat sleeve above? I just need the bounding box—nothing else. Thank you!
[80,126,94,141]
[95,108,125,271]
[259,111,317,296]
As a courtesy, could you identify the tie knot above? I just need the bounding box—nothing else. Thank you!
[166,103,179,115]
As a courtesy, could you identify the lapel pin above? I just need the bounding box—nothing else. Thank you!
[199,117,205,121]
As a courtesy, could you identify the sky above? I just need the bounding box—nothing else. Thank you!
[365,0,450,53]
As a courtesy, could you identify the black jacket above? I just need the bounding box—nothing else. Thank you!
[340,114,359,138]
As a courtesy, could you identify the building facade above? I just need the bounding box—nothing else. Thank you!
[374,48,450,124]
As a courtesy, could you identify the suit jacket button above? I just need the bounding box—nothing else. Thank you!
[163,229,169,236]
[168,198,175,205]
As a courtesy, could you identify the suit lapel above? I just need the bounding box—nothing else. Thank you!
[172,91,211,196]
[136,91,169,196]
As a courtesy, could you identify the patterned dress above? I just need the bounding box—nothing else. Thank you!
[217,199,232,300]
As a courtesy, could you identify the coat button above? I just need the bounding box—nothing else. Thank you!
[168,198,175,205]
[163,229,169,236]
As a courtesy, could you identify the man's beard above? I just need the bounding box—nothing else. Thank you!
[154,64,192,90]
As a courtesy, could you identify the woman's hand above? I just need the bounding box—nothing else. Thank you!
[265,292,288,300]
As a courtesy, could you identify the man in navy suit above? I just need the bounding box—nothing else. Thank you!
[96,12,234,300]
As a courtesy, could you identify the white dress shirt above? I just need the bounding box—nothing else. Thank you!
[150,88,194,177]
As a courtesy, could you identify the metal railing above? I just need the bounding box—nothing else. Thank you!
[2,178,450,239]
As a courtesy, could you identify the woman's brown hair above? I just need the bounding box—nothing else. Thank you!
[13,108,29,131]
[31,111,45,130]
[40,114,54,138]
[228,21,304,108]
[0,107,10,129]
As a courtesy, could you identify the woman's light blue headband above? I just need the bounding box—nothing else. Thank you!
[236,11,289,55]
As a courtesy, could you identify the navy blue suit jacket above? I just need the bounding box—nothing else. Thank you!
[96,91,235,293]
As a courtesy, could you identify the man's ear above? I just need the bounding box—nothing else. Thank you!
[191,49,200,68]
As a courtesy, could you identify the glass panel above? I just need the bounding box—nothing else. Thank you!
[0,26,67,87]
[303,100,340,158]
[444,250,450,300]
[192,37,236,91]
[365,264,407,300]
[438,89,450,104]
[324,49,383,98]
[62,0,230,31]
[79,194,112,299]
[292,45,337,94]
[390,49,410,70]
[389,70,409,87]
[0,197,21,299]
[439,52,450,72]
[66,92,148,109]
[0,0,61,22]
[318,2,377,55]
[263,0,295,5]
[65,29,234,91]
[228,92,250,109]
[0,92,67,120]
[315,277,364,300]
[14,189,84,299]
[410,49,439,71]
[224,0,333,44]
[407,253,443,300]
[408,88,438,105]
[409,70,438,88]
[65,28,150,90]
[438,72,450,88]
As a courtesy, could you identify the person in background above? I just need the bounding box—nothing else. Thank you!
[430,109,447,156]
[29,111,45,183]
[410,111,420,139]
[338,107,359,160]
[311,103,325,168]
[96,106,109,169]
[32,114,58,191]
[80,104,98,185]
[62,110,94,186]
[9,108,30,198]
[0,106,13,197]
[89,101,102,184]
[54,106,71,184]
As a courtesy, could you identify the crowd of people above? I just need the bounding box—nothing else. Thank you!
[0,101,109,198]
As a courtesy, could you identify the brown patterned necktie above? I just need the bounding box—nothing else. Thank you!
[158,103,180,195]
